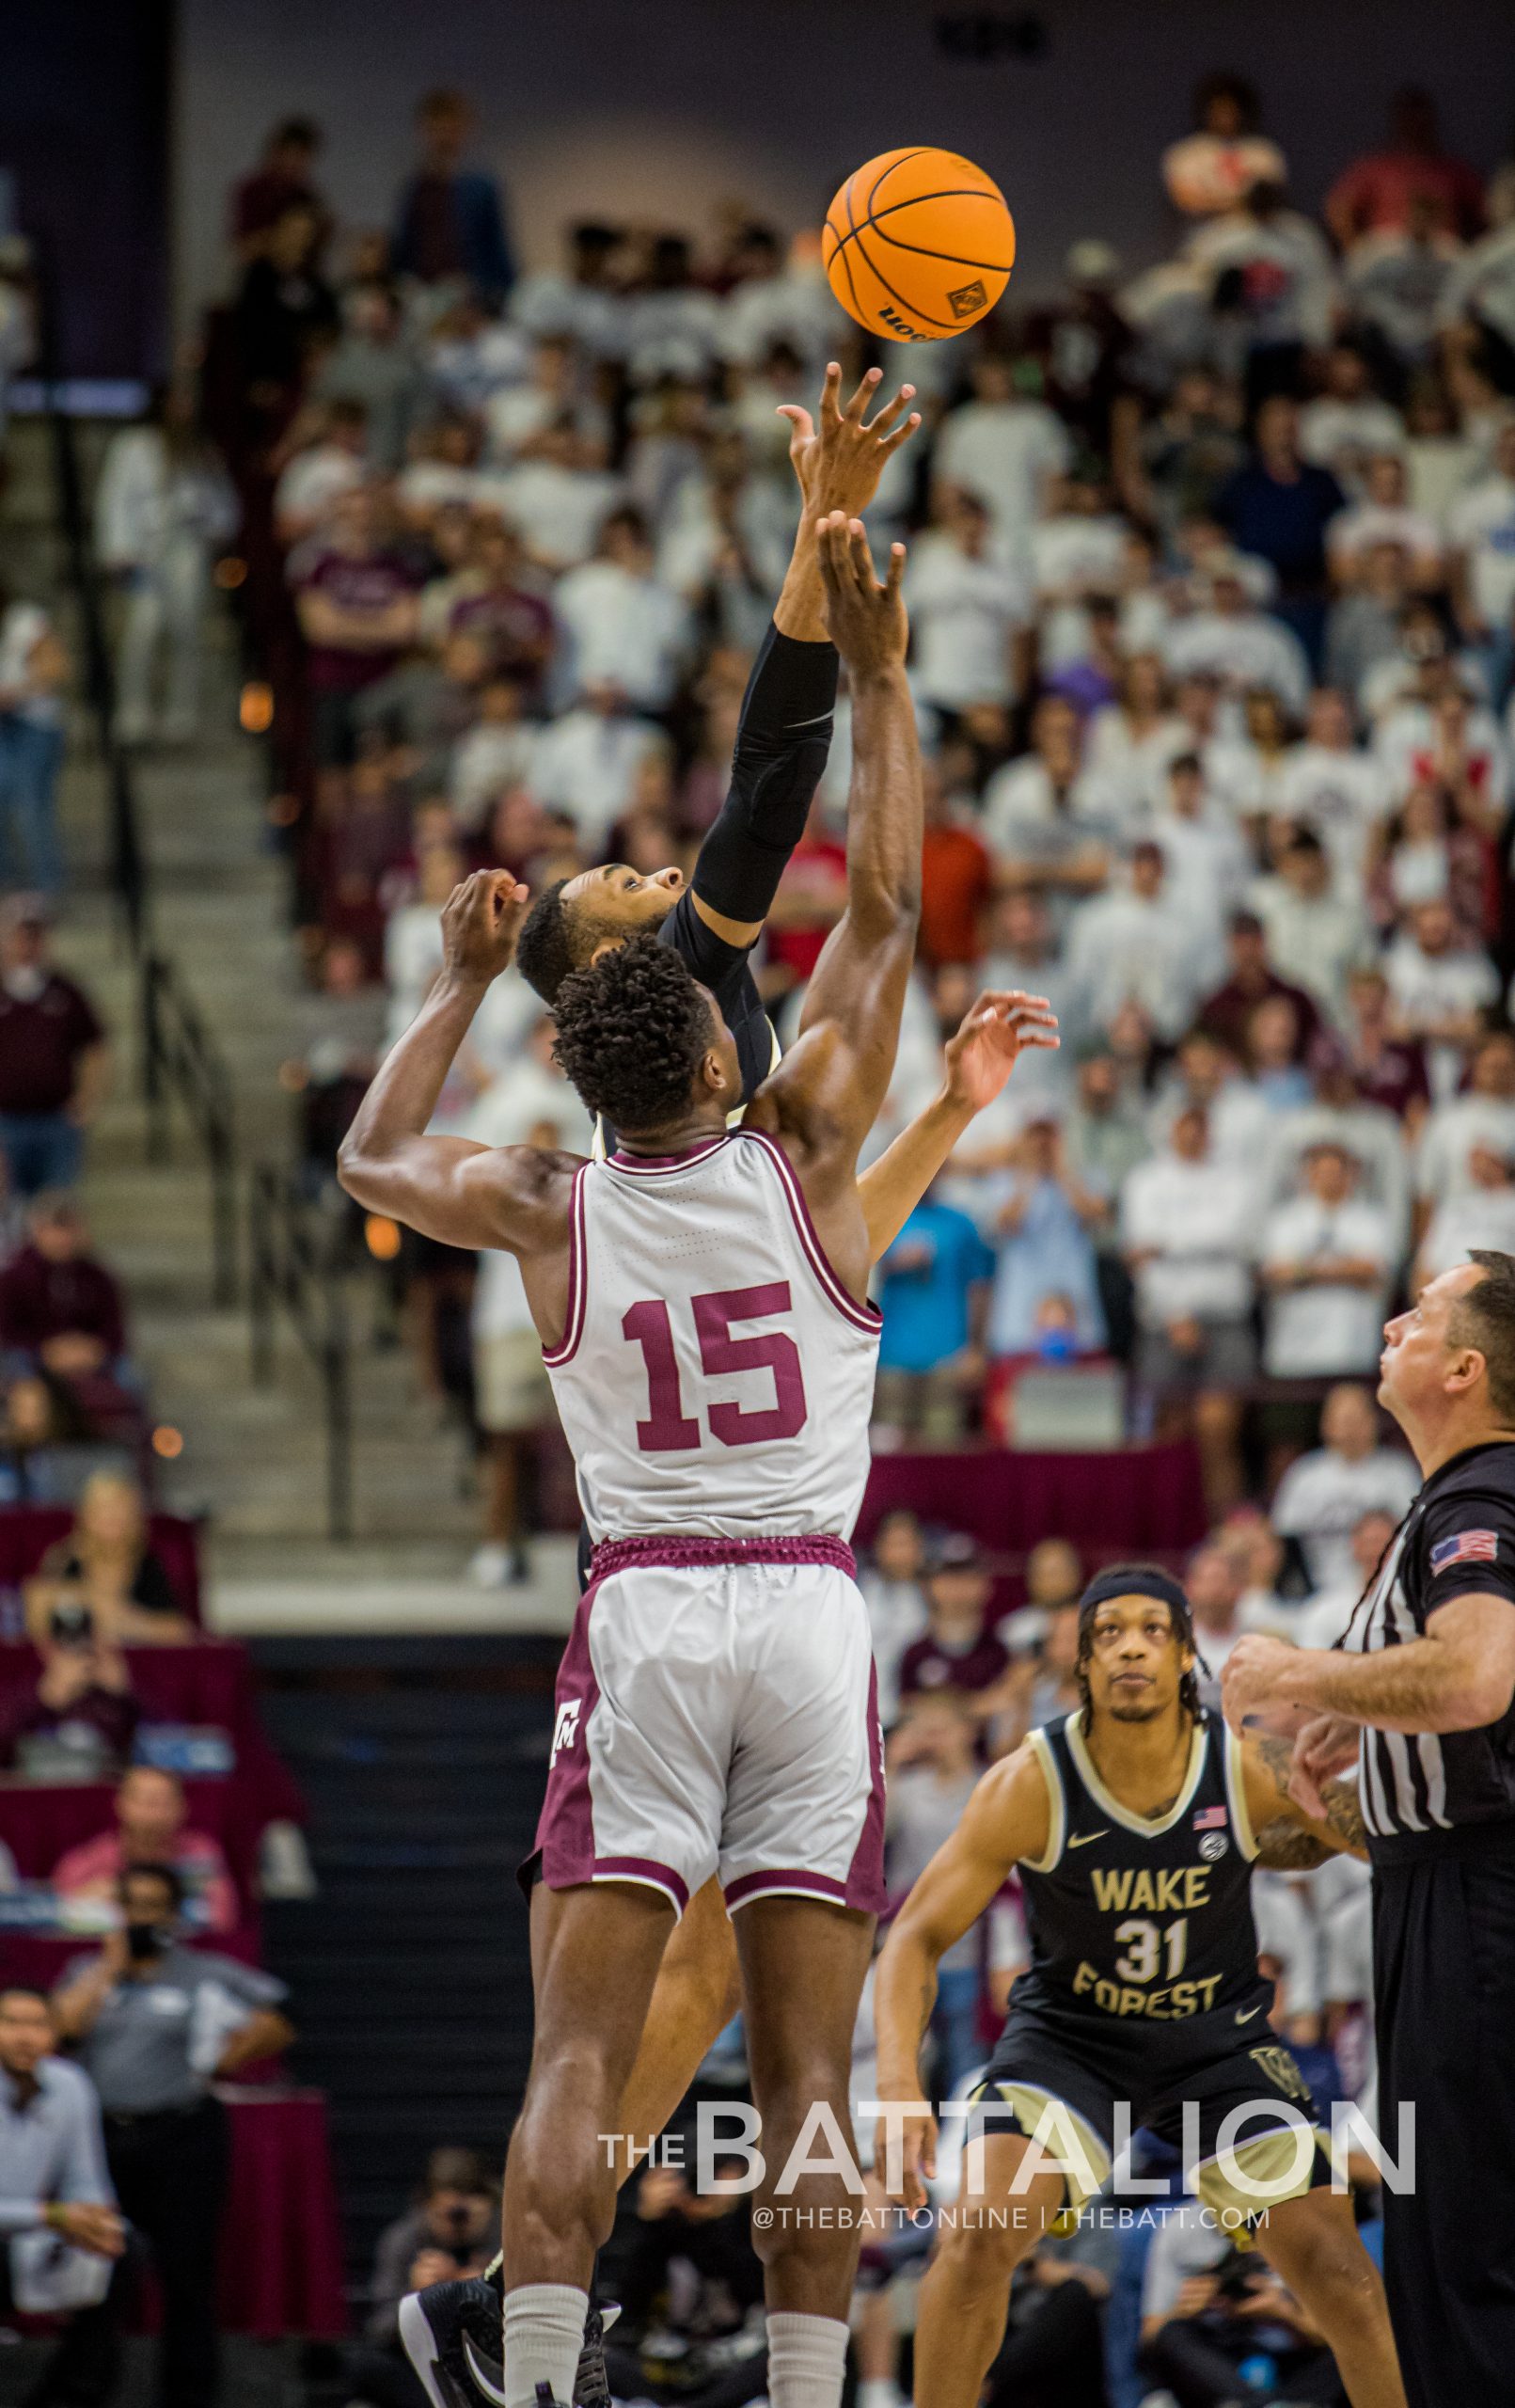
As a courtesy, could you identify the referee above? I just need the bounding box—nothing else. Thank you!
[1223,1248,1515,2408]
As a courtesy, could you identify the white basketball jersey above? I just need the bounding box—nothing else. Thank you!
[544,1128,880,1543]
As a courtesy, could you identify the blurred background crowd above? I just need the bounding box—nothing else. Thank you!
[2,25,1513,2408]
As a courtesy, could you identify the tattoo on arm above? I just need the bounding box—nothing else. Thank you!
[1255,1820,1333,1870]
[1251,1731,1366,1864]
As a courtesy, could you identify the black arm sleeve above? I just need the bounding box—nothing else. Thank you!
[690,621,839,926]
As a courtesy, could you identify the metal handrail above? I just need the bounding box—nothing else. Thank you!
[246,1164,353,1542]
[141,952,238,1305]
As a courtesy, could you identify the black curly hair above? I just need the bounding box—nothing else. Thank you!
[551,933,717,1131]
[1075,1564,1204,1724]
[517,879,627,1007]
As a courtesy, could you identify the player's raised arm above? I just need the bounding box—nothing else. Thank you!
[874,1746,1049,2208]
[337,872,578,1263]
[689,367,921,952]
[1240,1728,1369,1867]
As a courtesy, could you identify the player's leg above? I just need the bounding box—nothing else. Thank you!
[602,1874,741,2181]
[911,2127,1073,2408]
[734,1893,875,2401]
[500,1879,674,2400]
[1249,2186,1406,2408]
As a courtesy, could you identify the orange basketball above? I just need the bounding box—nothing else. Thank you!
[823,147,1016,343]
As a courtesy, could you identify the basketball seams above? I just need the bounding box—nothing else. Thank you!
[850,221,959,334]
[865,221,1015,273]
[830,170,868,326]
[862,146,932,219]
[827,187,1009,268]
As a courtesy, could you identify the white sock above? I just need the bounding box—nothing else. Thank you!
[858,2381,902,2408]
[502,2282,587,2408]
[765,2310,849,2408]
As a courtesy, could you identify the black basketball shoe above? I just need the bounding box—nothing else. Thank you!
[399,2264,618,2408]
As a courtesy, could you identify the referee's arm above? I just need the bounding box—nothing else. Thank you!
[1223,1594,1515,1736]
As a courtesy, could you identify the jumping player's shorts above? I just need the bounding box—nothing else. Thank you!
[971,2007,1331,2226]
[533,1534,885,1919]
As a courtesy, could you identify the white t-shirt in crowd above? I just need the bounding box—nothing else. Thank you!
[483,462,623,569]
[552,559,691,712]
[1414,1094,1515,1201]
[1120,1151,1256,1326]
[905,533,1029,709]
[1420,1185,1515,1280]
[932,398,1069,546]
[1161,608,1311,714]
[273,443,363,531]
[529,707,663,851]
[1065,888,1200,1040]
[1082,706,1189,818]
[1299,394,1408,487]
[1448,473,1515,628]
[1271,1444,1420,1592]
[1275,742,1390,883]
[1260,1195,1396,1376]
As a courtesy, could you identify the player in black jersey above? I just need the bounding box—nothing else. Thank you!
[1225,1253,1515,2408]
[876,1565,1404,2408]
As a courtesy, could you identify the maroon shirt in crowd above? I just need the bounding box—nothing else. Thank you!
[898,1629,1010,1700]
[296,550,419,692]
[0,975,103,1117]
[1199,971,1320,1065]
[0,1244,126,1360]
[0,1677,141,1774]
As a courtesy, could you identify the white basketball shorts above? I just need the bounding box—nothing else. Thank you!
[534,1535,885,1917]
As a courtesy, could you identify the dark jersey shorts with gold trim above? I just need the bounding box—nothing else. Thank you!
[974,1709,1329,2220]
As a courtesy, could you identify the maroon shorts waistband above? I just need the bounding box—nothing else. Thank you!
[590,1533,857,1582]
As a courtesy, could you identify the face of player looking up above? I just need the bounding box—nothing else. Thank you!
[1081,1593,1194,1727]
[562,862,684,953]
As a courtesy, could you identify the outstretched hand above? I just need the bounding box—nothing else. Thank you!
[441,869,530,989]
[815,512,908,674]
[943,990,1061,1114]
[780,362,922,524]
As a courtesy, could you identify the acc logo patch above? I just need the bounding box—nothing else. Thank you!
[1198,1830,1228,1862]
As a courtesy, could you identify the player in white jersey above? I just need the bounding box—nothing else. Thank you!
[339,515,1056,2408]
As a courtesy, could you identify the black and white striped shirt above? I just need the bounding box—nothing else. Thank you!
[1348,1440,1515,1852]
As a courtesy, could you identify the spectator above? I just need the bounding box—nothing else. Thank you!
[906,487,1032,717]
[25,1472,191,1649]
[52,1863,293,2408]
[312,282,426,475]
[1065,840,1200,1040]
[979,888,1085,1096]
[858,1511,929,1731]
[94,381,239,747]
[1198,907,1320,1062]
[983,693,1113,895]
[1277,688,1390,883]
[0,1986,122,2390]
[293,483,421,767]
[986,1113,1108,1357]
[885,1694,986,2093]
[0,1193,127,1381]
[1295,1506,1402,1647]
[51,1767,238,1934]
[0,599,69,896]
[1326,87,1486,248]
[1216,396,1346,661]
[272,397,370,544]
[604,2159,765,2408]
[1260,1140,1397,1377]
[1382,894,1498,1099]
[1162,73,1286,220]
[228,118,327,264]
[897,1536,1008,1706]
[0,1604,139,1778]
[1121,1103,1255,1511]
[231,198,337,416]
[1249,824,1373,1022]
[1162,549,1311,712]
[0,1370,105,1506]
[0,896,108,1196]
[1447,413,1515,709]
[1147,751,1251,936]
[390,89,513,306]
[932,352,1069,552]
[1270,1380,1418,1592]
[875,1180,994,1442]
[1190,180,1337,405]
[552,504,692,713]
[1300,345,1409,494]
[352,2147,498,2408]
[1418,1140,1515,1285]
[529,680,665,858]
[917,758,995,970]
[1141,2207,1340,2405]
[1186,1540,1249,1700]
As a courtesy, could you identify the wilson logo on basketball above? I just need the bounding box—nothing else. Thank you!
[948,278,988,319]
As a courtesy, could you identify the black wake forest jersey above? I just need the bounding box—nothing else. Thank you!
[1346,1439,1515,1852]
[1011,1708,1273,2071]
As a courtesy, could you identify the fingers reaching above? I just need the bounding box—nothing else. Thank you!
[818,362,844,426]
[847,517,876,591]
[865,382,917,439]
[843,365,883,423]
[884,539,907,600]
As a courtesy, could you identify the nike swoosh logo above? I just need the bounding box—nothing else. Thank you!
[785,710,835,731]
[1235,2005,1265,2024]
[1066,1830,1110,1848]
[464,2336,509,2407]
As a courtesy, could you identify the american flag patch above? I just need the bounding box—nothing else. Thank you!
[1429,1529,1499,1576]
[1193,1804,1227,1830]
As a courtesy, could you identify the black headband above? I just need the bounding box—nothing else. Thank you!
[1078,1563,1193,1629]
